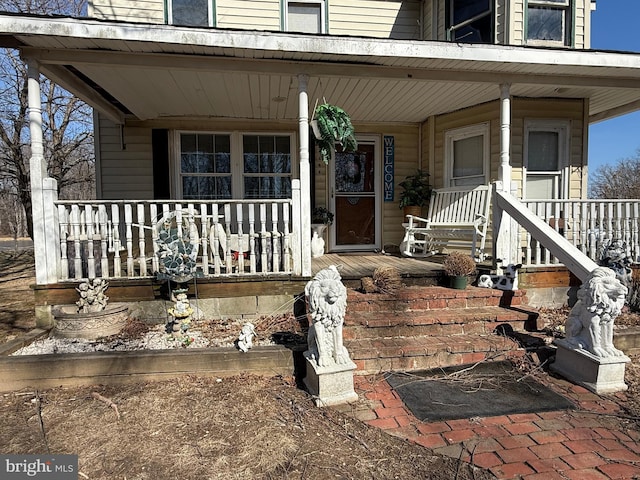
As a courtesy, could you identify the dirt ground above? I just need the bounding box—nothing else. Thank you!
[0,249,638,479]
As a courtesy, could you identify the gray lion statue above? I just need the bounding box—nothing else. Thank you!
[564,267,627,358]
[305,265,350,368]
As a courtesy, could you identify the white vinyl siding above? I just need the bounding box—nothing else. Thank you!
[217,0,281,30]
[88,0,165,23]
[329,0,422,39]
[95,114,154,200]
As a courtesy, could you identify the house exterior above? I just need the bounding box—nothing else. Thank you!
[2,0,640,321]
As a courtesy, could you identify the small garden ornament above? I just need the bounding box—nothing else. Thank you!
[166,289,194,345]
[237,322,256,352]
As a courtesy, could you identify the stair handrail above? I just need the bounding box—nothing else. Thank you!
[493,184,598,283]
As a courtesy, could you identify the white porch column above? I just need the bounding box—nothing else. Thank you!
[494,83,519,266]
[498,83,512,192]
[27,58,59,285]
[298,74,312,276]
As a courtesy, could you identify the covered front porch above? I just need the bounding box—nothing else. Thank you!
[2,14,640,317]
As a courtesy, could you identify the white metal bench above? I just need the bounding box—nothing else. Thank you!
[400,184,491,260]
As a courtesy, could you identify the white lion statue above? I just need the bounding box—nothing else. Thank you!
[564,267,627,358]
[305,265,350,368]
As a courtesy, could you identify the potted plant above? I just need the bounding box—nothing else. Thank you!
[311,206,334,258]
[312,206,334,226]
[310,102,357,164]
[399,169,432,218]
[442,251,477,289]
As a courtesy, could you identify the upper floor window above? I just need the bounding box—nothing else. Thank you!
[285,0,325,34]
[447,0,494,44]
[169,0,213,27]
[526,0,572,46]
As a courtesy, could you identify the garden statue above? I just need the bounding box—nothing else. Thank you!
[237,322,256,352]
[76,278,110,313]
[166,289,193,340]
[305,265,350,368]
[564,267,627,358]
[155,211,200,283]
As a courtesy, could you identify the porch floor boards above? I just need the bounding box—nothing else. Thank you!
[311,253,444,285]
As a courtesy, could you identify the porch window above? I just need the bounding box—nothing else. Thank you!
[176,132,294,200]
[446,0,494,43]
[445,123,490,187]
[526,0,572,46]
[243,135,292,199]
[523,120,569,199]
[168,0,213,27]
[180,133,232,200]
[285,0,325,33]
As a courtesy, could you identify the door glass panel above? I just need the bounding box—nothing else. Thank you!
[528,131,559,171]
[335,151,374,193]
[526,175,557,199]
[335,197,375,246]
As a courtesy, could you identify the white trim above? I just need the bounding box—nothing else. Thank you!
[5,14,640,73]
[284,0,326,34]
[445,122,490,187]
[522,119,571,199]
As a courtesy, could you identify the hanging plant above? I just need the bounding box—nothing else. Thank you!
[311,102,357,164]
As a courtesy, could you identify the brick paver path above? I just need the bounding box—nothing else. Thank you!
[334,373,640,479]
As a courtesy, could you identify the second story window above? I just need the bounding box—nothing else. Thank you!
[169,0,213,27]
[286,0,325,34]
[447,0,493,44]
[526,0,572,46]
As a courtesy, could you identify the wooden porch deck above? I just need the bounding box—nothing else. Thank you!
[311,253,446,286]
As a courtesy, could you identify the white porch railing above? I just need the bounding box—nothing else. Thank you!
[494,187,598,282]
[520,199,640,267]
[53,196,301,281]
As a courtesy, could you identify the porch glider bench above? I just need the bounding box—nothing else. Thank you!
[400,184,491,260]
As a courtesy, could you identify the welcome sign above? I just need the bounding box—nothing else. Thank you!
[383,135,394,202]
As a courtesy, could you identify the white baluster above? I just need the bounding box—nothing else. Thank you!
[71,204,82,279]
[85,204,96,279]
[272,203,280,273]
[111,204,122,278]
[58,205,69,280]
[137,204,147,276]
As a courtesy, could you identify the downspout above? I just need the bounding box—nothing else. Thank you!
[298,74,312,276]
[27,58,59,286]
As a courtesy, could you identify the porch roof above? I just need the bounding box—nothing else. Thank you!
[2,13,640,125]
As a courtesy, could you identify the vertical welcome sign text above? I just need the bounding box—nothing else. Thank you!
[383,136,394,202]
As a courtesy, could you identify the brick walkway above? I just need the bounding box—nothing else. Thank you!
[334,373,640,479]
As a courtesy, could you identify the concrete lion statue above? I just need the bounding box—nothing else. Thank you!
[305,265,350,368]
[564,267,627,358]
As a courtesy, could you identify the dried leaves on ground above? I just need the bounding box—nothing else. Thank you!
[0,375,492,480]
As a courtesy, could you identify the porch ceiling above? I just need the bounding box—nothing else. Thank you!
[3,13,640,125]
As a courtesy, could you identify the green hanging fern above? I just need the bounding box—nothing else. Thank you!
[313,103,357,164]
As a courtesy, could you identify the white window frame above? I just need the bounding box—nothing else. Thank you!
[445,122,490,187]
[522,119,570,199]
[167,0,214,27]
[526,0,572,47]
[171,131,297,200]
[284,0,326,34]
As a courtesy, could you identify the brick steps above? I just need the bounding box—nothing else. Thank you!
[344,285,536,375]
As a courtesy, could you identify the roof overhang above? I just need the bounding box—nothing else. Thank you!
[2,13,640,125]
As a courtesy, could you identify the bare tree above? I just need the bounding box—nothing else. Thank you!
[590,150,640,199]
[0,0,93,238]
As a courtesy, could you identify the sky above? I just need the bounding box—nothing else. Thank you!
[588,0,640,174]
